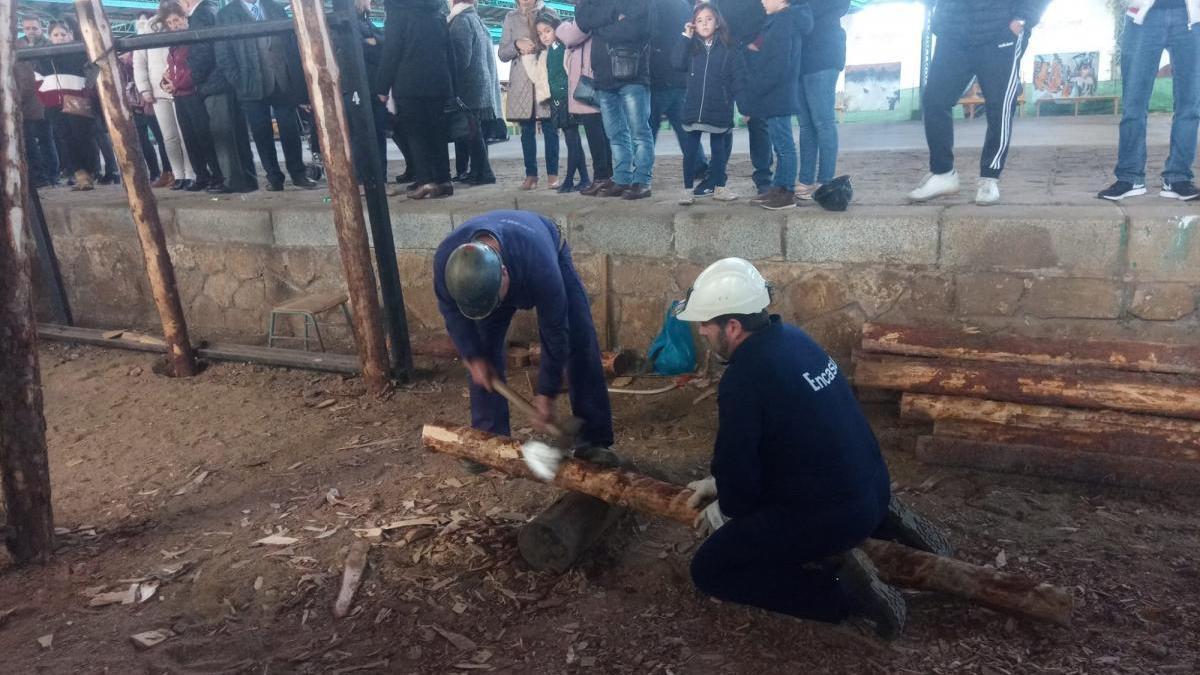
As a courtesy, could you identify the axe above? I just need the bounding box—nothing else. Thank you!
[490,378,583,480]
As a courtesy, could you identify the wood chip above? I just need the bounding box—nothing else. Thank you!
[102,330,124,339]
[316,399,337,409]
[333,540,370,618]
[253,535,299,547]
[37,634,53,649]
[88,584,137,607]
[173,470,209,497]
[130,629,173,650]
[431,624,477,651]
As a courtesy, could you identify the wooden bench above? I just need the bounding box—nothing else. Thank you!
[959,93,1026,120]
[1035,95,1120,117]
[267,291,352,352]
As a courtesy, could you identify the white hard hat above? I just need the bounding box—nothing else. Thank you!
[674,258,771,322]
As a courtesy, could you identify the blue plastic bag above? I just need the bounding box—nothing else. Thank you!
[646,301,696,375]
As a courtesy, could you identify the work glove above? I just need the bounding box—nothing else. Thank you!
[693,500,729,537]
[686,476,718,508]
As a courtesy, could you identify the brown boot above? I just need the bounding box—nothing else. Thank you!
[759,187,797,210]
[599,182,630,198]
[71,170,94,191]
[151,171,174,188]
[580,179,610,196]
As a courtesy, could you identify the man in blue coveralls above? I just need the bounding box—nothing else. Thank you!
[433,210,614,468]
[675,257,913,639]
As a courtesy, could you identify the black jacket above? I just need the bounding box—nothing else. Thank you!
[575,0,652,90]
[188,0,227,97]
[649,0,693,90]
[334,10,384,96]
[802,0,850,74]
[715,0,766,47]
[375,0,453,100]
[931,0,1051,45]
[215,0,308,103]
[739,3,812,119]
[671,35,737,129]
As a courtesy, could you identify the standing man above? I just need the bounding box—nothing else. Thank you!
[648,0,707,184]
[675,258,938,639]
[215,0,318,191]
[908,0,1050,206]
[18,15,60,188]
[1099,0,1200,202]
[434,211,615,471]
[716,0,772,195]
[576,0,656,200]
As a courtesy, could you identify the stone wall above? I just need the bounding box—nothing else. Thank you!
[35,196,1200,359]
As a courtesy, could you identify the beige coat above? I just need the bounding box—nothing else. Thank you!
[497,2,557,121]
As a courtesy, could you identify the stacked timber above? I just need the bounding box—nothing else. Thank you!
[852,323,1200,494]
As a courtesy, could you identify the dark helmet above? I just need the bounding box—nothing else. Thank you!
[445,242,503,320]
[814,175,853,212]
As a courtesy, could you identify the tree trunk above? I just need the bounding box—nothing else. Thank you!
[932,419,1200,463]
[422,422,1074,625]
[291,0,391,395]
[862,322,1200,376]
[0,5,55,564]
[853,352,1200,420]
[518,492,623,573]
[528,345,633,378]
[916,435,1200,496]
[74,0,198,378]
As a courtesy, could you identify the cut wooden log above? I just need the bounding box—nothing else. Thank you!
[862,322,1200,376]
[931,419,1200,463]
[333,539,370,618]
[422,422,1074,626]
[916,435,1200,495]
[853,352,1200,420]
[528,345,633,378]
[518,492,623,573]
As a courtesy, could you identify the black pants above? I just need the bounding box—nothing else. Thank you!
[390,112,414,177]
[94,121,118,178]
[923,30,1029,179]
[25,118,60,185]
[346,93,389,183]
[463,109,495,181]
[206,93,259,192]
[48,108,99,176]
[242,96,306,183]
[134,111,170,179]
[176,94,223,184]
[561,123,590,185]
[578,112,611,181]
[397,96,450,185]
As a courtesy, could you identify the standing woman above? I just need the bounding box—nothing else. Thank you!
[376,0,454,199]
[795,0,850,200]
[38,20,100,191]
[557,20,613,196]
[134,12,195,190]
[336,0,390,184]
[448,0,501,186]
[498,0,560,190]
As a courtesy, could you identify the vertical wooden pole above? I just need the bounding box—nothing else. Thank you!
[74,0,198,377]
[291,0,390,395]
[0,1,56,565]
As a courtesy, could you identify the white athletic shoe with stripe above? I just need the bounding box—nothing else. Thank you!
[907,170,960,202]
[975,177,1000,205]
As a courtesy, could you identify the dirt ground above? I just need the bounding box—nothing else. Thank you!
[1,343,1198,674]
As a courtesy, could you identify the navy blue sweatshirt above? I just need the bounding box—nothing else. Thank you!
[802,0,850,75]
[711,317,890,518]
[739,3,812,119]
[433,211,570,397]
[715,0,767,47]
[671,35,738,129]
[649,0,694,90]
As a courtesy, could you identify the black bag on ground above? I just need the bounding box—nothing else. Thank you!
[814,176,853,212]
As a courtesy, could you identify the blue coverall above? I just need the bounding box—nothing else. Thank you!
[690,316,892,622]
[433,210,614,448]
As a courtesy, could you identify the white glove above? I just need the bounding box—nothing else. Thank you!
[693,500,728,537]
[686,476,718,508]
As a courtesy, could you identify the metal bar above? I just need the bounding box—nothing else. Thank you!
[17,17,300,60]
[331,2,414,382]
[24,187,72,326]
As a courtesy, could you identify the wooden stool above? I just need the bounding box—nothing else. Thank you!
[267,291,351,352]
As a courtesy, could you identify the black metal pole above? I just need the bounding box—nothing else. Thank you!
[25,187,72,326]
[331,1,413,381]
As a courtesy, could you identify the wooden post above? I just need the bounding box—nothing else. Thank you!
[74,0,197,378]
[422,422,1075,626]
[290,0,390,395]
[0,3,56,564]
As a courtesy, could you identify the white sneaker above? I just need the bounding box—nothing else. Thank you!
[679,189,695,205]
[975,177,1000,205]
[713,186,739,202]
[907,170,959,203]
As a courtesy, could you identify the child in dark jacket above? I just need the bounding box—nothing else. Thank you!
[672,3,740,204]
[741,0,812,210]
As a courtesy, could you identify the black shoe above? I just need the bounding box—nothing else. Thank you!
[572,446,622,468]
[466,175,497,186]
[97,173,119,185]
[185,179,208,192]
[451,173,471,183]
[836,548,907,640]
[622,183,651,200]
[266,179,285,192]
[292,176,318,189]
[874,495,954,557]
[170,179,189,191]
[556,180,577,194]
[206,181,232,194]
[692,184,715,198]
[693,164,709,186]
[1098,180,1146,201]
[394,173,415,185]
[1161,179,1200,201]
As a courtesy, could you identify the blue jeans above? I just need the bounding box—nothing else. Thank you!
[519,119,559,177]
[651,87,707,174]
[766,116,797,190]
[746,115,774,192]
[597,84,654,185]
[1116,9,1200,184]
[796,69,841,185]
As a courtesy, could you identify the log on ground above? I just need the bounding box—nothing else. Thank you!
[422,422,1074,626]
[528,345,633,378]
[852,352,1200,420]
[916,435,1200,495]
[518,492,624,573]
[862,322,1200,376]
[931,419,1200,463]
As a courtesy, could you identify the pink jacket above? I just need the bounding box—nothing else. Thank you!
[555,20,600,115]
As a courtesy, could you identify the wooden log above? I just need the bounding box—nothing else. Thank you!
[290,0,390,395]
[862,322,1200,376]
[422,422,1074,626]
[916,435,1200,496]
[932,419,1200,463]
[528,345,633,378]
[0,7,56,564]
[518,492,622,573]
[853,351,1200,420]
[74,0,198,378]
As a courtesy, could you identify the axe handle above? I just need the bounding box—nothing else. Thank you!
[491,379,566,439]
